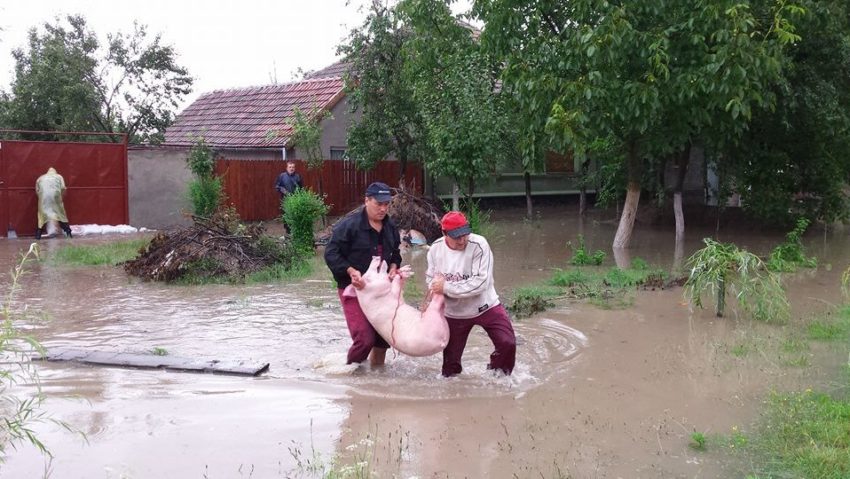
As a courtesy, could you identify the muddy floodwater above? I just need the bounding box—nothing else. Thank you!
[1,205,849,478]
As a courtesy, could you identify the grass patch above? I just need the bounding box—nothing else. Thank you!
[173,256,316,285]
[689,432,708,451]
[507,260,669,317]
[781,354,811,367]
[745,390,850,479]
[780,337,810,354]
[731,342,752,357]
[506,285,562,319]
[245,257,313,284]
[52,238,150,266]
[813,306,850,341]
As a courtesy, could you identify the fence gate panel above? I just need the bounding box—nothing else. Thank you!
[0,139,128,237]
[0,144,7,237]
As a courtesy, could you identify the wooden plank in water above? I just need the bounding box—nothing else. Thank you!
[33,347,269,376]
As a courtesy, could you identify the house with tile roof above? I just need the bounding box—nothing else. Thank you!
[164,76,351,162]
[159,74,421,221]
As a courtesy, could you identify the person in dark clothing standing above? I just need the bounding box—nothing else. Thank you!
[275,161,304,234]
[274,161,304,198]
[324,182,402,367]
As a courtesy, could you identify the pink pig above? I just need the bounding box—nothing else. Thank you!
[343,257,448,357]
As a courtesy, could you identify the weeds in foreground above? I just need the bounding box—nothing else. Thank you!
[685,239,789,323]
[286,421,410,478]
[52,238,151,266]
[1,243,77,463]
[743,390,850,479]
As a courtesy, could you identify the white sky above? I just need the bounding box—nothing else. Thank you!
[0,1,474,113]
[0,0,376,112]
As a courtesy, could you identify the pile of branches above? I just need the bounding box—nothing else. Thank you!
[388,188,444,243]
[124,209,294,282]
[315,188,444,245]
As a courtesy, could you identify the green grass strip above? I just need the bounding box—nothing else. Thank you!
[51,238,150,266]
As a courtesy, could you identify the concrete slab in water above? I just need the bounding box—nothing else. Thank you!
[33,347,269,376]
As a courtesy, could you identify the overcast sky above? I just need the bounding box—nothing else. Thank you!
[0,0,381,112]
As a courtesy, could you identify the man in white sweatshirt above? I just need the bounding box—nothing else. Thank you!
[426,211,516,377]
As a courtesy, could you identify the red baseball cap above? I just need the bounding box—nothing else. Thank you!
[441,211,472,238]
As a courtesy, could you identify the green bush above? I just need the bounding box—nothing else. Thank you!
[283,189,329,253]
[188,176,223,217]
[186,137,224,217]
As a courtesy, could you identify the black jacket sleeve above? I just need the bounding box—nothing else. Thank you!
[385,220,402,268]
[324,221,352,284]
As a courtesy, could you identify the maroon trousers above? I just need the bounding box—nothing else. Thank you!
[338,289,389,364]
[442,304,516,377]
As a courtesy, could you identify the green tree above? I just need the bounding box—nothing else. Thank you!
[287,105,330,200]
[400,0,507,201]
[1,14,192,144]
[476,0,800,249]
[338,3,430,186]
[730,0,850,225]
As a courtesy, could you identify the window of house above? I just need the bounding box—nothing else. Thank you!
[330,147,347,160]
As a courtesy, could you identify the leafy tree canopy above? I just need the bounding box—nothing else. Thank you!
[731,0,850,224]
[338,2,429,180]
[400,0,507,191]
[0,14,193,144]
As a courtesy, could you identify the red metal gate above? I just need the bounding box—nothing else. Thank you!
[0,134,128,237]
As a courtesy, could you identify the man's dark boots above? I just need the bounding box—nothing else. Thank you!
[60,222,72,238]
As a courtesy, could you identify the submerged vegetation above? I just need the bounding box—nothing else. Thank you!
[684,239,789,323]
[507,258,670,318]
[766,218,817,272]
[1,244,75,463]
[568,235,606,266]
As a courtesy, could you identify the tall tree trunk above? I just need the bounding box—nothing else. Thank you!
[613,140,641,249]
[524,172,533,219]
[673,144,690,244]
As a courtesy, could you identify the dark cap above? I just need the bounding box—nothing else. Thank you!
[365,182,393,202]
[441,211,472,238]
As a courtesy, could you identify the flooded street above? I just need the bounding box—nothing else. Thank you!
[1,205,848,478]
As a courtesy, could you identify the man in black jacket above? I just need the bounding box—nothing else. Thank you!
[274,161,304,198]
[324,182,401,367]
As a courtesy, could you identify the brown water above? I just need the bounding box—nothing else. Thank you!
[1,207,848,478]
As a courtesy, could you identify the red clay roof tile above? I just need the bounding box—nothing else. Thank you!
[164,77,344,148]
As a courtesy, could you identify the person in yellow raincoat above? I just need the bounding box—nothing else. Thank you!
[35,167,73,239]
